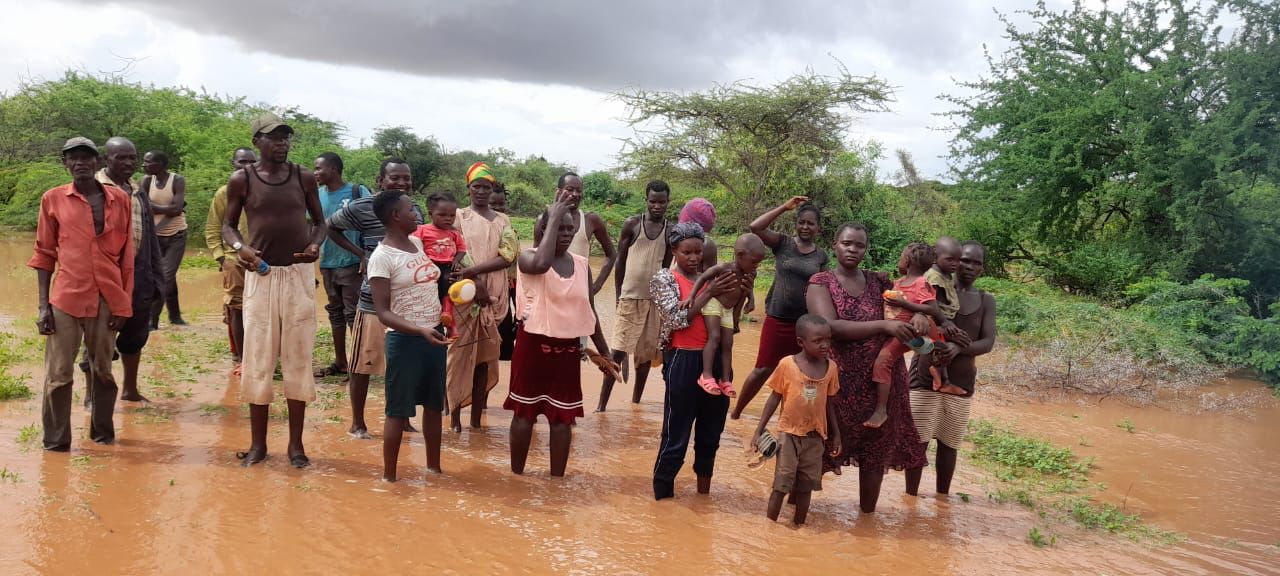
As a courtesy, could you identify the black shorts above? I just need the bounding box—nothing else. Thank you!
[384,330,447,418]
[116,306,153,355]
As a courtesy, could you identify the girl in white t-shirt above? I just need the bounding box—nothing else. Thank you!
[367,190,452,483]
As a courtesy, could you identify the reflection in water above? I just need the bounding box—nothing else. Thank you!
[0,234,1277,574]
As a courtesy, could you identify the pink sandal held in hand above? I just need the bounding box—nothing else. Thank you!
[718,380,738,398]
[697,376,722,395]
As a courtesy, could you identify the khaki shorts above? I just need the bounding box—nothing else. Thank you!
[221,257,246,309]
[614,298,661,362]
[704,298,733,329]
[909,389,972,450]
[773,431,824,493]
[241,262,317,405]
[349,308,387,376]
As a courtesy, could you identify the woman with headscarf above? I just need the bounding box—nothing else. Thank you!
[650,221,740,500]
[448,162,518,433]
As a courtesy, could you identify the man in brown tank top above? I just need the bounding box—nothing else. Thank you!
[905,241,998,497]
[596,181,672,412]
[222,112,327,468]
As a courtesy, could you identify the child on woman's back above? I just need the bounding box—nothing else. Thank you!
[413,192,469,328]
[681,233,767,397]
[752,314,841,526]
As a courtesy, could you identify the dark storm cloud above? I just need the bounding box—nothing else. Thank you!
[71,0,999,90]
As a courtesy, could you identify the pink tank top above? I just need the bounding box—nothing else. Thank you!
[517,253,596,338]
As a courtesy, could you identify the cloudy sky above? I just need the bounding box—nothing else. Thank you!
[0,0,1052,180]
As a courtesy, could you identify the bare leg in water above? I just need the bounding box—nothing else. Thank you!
[596,350,628,412]
[240,404,269,466]
[470,363,488,429]
[349,373,371,439]
[509,416,534,474]
[383,409,442,482]
[858,467,885,513]
[286,399,308,468]
[549,422,571,477]
[730,366,776,420]
[119,353,148,402]
[905,441,959,496]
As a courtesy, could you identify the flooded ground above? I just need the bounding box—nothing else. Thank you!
[1,234,1277,575]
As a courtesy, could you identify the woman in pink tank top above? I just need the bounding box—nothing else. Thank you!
[503,190,618,478]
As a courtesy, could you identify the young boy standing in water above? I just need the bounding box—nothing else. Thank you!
[752,314,841,525]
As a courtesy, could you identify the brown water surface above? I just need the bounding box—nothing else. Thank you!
[1,234,1277,575]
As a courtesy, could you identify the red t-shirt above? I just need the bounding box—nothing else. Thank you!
[412,224,467,265]
[886,275,936,323]
[670,272,709,350]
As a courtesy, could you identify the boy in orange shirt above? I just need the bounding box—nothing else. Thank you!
[752,313,841,525]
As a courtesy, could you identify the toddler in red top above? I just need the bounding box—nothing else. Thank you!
[867,242,958,428]
[412,192,469,325]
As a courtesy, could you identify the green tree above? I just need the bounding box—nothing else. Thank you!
[947,0,1280,303]
[372,126,442,193]
[616,66,892,226]
[581,170,625,204]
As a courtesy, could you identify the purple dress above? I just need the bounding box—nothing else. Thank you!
[811,270,926,473]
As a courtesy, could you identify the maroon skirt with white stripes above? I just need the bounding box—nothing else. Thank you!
[503,327,584,425]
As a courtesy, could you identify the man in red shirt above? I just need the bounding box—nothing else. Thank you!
[29,137,134,451]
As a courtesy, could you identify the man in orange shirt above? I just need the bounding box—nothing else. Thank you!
[29,137,134,451]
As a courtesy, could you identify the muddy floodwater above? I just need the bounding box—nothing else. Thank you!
[0,234,1277,575]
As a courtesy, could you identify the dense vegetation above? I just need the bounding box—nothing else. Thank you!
[0,0,1275,389]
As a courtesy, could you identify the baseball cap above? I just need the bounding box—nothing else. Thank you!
[61,137,98,155]
[250,112,293,137]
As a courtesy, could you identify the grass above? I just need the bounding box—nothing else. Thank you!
[179,253,220,270]
[0,466,20,484]
[968,418,1180,544]
[197,403,229,416]
[0,332,36,401]
[16,423,38,445]
[1116,418,1136,433]
[0,374,33,401]
[1027,526,1055,548]
[70,455,92,467]
[132,405,173,424]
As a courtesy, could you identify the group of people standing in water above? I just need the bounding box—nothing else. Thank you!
[29,113,996,525]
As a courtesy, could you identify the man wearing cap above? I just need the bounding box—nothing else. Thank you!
[29,137,134,451]
[222,113,327,468]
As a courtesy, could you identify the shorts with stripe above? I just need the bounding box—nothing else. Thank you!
[909,389,971,450]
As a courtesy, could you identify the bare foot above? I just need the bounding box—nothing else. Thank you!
[237,446,267,467]
[347,427,372,440]
[427,466,442,474]
[383,474,397,483]
[120,390,150,403]
[863,410,888,429]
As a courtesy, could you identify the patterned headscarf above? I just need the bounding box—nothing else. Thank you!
[466,162,496,185]
[667,221,706,247]
[679,198,716,234]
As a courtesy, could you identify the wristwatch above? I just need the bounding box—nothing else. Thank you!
[232,241,243,251]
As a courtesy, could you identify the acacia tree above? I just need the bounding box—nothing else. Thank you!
[947,0,1279,301]
[616,66,892,225]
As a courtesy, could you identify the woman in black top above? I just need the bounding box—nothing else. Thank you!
[731,196,828,419]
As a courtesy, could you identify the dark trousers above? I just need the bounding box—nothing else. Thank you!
[653,348,727,498]
[151,229,186,325]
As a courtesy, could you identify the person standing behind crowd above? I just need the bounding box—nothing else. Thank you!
[326,158,423,439]
[223,112,327,468]
[905,241,996,497]
[204,147,257,370]
[368,190,451,483]
[91,136,161,403]
[731,196,828,419]
[314,151,369,378]
[489,184,518,361]
[534,172,616,294]
[448,162,517,433]
[30,137,133,451]
[651,222,739,500]
[506,190,617,477]
[597,180,671,412]
[142,151,188,329]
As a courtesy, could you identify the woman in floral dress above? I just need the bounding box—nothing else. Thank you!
[806,223,928,513]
